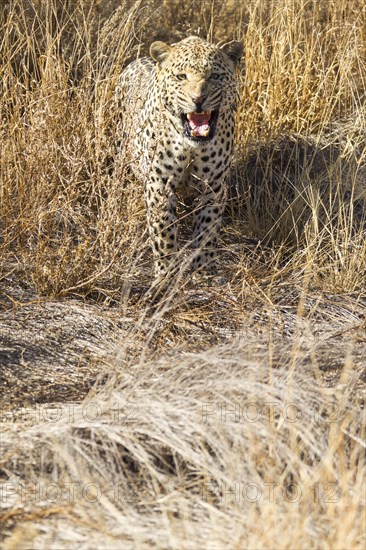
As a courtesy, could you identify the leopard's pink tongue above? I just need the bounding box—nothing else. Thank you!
[187,112,211,137]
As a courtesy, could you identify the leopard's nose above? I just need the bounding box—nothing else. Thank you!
[191,94,207,108]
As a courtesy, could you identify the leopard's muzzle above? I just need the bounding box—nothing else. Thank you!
[181,109,219,142]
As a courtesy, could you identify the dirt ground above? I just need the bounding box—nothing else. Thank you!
[1,270,365,413]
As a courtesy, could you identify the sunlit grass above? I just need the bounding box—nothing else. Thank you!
[0,1,365,548]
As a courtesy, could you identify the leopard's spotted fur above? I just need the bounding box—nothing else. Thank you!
[116,36,243,277]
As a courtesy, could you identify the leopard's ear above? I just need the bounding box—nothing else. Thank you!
[220,41,243,64]
[150,41,171,63]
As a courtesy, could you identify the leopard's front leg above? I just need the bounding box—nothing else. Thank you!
[145,180,178,277]
[191,183,226,272]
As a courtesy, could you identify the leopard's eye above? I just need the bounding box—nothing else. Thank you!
[210,72,222,80]
[176,73,187,81]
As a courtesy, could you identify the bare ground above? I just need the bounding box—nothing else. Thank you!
[1,263,365,413]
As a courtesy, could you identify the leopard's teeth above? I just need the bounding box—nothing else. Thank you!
[191,128,210,137]
[187,110,211,120]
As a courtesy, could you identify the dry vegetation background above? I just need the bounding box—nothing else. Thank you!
[0,0,365,548]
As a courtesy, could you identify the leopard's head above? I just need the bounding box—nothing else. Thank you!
[150,36,243,142]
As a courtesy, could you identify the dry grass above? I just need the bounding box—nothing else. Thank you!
[2,349,365,548]
[1,0,365,548]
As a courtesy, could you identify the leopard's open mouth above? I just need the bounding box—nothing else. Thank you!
[181,110,219,141]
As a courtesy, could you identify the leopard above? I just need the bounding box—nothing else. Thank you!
[116,35,243,279]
